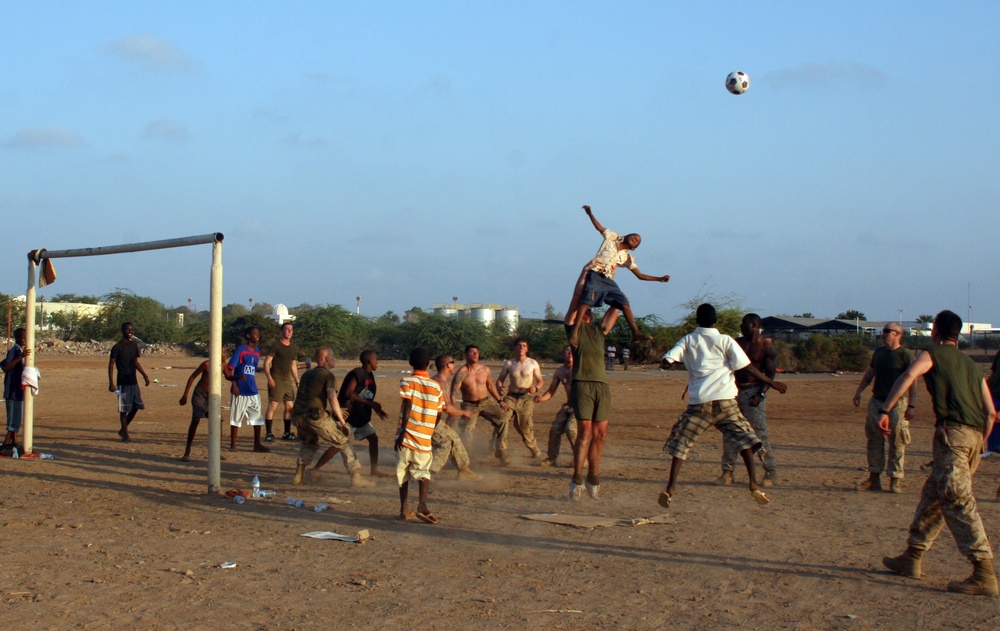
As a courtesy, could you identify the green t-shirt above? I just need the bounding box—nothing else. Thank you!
[923,344,985,430]
[266,340,299,381]
[292,366,337,416]
[871,345,913,401]
[566,322,607,383]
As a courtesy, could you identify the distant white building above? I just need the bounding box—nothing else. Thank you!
[268,303,295,324]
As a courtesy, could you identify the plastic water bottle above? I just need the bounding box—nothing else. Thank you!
[286,498,306,508]
[233,495,246,505]
[313,503,329,513]
[257,489,276,498]
[251,474,261,498]
[11,446,18,459]
[40,453,56,460]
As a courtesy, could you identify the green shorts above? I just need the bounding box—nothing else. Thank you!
[268,378,296,402]
[570,381,612,422]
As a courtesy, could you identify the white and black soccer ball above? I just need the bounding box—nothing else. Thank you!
[725,71,750,95]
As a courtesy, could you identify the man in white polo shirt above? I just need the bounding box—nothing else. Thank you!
[658,303,788,508]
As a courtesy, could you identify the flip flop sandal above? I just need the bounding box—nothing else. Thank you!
[657,490,672,509]
[751,489,770,505]
[416,511,439,524]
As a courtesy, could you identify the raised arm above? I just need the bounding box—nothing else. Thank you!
[583,205,605,234]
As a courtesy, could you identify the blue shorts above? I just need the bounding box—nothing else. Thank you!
[5,399,23,432]
[581,270,630,308]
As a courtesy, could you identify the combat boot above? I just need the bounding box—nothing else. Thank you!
[883,547,923,579]
[889,478,903,494]
[715,471,734,486]
[351,472,374,488]
[947,558,999,597]
[761,470,778,487]
[856,473,882,492]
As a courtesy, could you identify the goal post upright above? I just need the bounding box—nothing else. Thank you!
[23,232,225,492]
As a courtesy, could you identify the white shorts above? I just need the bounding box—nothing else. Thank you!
[230,394,264,427]
[351,422,377,441]
[396,447,432,486]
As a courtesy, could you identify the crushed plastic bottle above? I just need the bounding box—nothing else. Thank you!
[233,495,246,505]
[251,474,261,498]
[11,446,18,459]
[40,453,56,460]
[313,503,329,513]
[286,498,306,508]
[257,489,276,498]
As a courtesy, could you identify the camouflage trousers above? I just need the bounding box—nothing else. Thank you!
[459,398,509,456]
[722,386,776,473]
[294,411,361,475]
[431,421,471,474]
[502,393,540,454]
[907,423,992,560]
[866,396,910,479]
[545,404,579,462]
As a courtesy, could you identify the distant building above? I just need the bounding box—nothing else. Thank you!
[268,303,295,324]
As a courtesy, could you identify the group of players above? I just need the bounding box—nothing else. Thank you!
[102,204,1000,598]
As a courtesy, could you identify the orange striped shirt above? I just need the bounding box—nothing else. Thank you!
[398,370,443,453]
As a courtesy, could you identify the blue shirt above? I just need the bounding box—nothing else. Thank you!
[228,345,260,396]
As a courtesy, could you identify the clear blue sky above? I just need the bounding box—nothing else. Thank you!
[3,2,997,324]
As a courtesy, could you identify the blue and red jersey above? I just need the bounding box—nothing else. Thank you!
[228,345,260,396]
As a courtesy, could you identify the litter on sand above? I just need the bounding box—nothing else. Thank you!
[300,530,371,543]
[520,513,674,529]
[217,562,237,569]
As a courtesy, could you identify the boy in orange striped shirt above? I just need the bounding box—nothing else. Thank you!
[396,348,445,524]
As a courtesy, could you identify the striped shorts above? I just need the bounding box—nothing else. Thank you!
[663,399,761,461]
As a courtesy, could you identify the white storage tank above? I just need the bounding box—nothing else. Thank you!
[496,308,519,332]
[470,306,496,325]
[434,307,459,317]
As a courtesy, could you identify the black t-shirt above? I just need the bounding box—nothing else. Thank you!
[339,366,377,427]
[111,340,141,386]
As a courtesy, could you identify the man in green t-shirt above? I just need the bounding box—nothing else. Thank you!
[852,322,918,493]
[264,322,300,442]
[879,310,998,597]
[564,301,620,502]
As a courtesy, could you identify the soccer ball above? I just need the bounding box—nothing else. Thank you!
[725,71,750,95]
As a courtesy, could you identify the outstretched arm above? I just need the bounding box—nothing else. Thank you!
[583,205,606,234]
[741,364,787,394]
[629,266,670,283]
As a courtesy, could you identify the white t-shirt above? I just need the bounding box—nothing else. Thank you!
[588,229,636,280]
[662,327,750,405]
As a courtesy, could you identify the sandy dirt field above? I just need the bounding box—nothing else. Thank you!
[4,353,1000,630]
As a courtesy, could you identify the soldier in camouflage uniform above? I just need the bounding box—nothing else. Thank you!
[880,310,998,597]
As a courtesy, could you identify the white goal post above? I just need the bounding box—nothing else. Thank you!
[23,233,225,493]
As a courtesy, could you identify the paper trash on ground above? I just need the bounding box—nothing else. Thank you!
[520,513,674,529]
[300,530,370,543]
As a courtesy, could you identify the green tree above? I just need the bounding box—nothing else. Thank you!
[836,310,866,321]
[47,293,101,304]
[916,314,934,323]
[292,305,374,358]
[793,313,814,318]
[76,289,179,343]
[1,294,27,333]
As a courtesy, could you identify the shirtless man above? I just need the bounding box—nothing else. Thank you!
[535,345,578,468]
[451,345,511,465]
[430,354,482,480]
[178,359,210,462]
[496,338,545,459]
[716,313,780,486]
